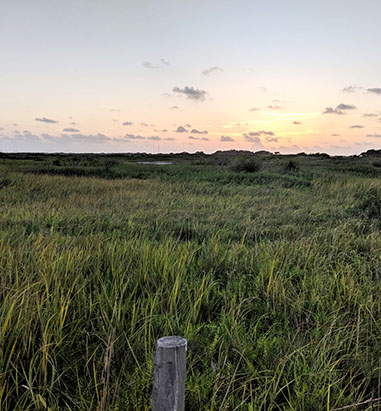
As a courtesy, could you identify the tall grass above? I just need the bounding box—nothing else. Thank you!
[0,157,380,409]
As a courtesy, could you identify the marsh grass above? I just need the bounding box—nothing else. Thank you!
[0,154,380,410]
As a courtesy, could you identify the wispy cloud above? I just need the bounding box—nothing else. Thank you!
[363,113,378,117]
[249,107,260,112]
[342,85,361,93]
[349,125,364,129]
[366,133,381,138]
[43,133,110,144]
[266,137,279,142]
[35,117,58,124]
[170,106,179,110]
[367,88,381,95]
[221,135,234,142]
[63,128,80,132]
[173,86,208,101]
[293,121,302,125]
[190,128,208,134]
[244,134,261,143]
[323,103,356,115]
[245,130,275,137]
[143,61,158,69]
[267,99,285,110]
[201,66,222,76]
[323,107,345,115]
[144,59,170,69]
[122,121,133,126]
[124,134,146,140]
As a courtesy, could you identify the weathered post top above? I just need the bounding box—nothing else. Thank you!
[152,336,187,411]
[156,336,187,349]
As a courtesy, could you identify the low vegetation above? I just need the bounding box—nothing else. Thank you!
[0,151,380,410]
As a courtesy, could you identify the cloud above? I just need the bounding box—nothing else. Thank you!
[144,59,170,68]
[188,136,199,140]
[221,135,234,142]
[170,106,179,110]
[323,107,345,115]
[140,122,155,127]
[323,103,356,115]
[174,126,188,133]
[0,130,172,152]
[123,135,142,140]
[63,128,80,132]
[342,85,359,93]
[265,137,279,142]
[367,88,381,95]
[173,86,208,101]
[143,61,158,69]
[363,113,378,117]
[35,117,58,124]
[336,103,356,110]
[0,127,4,131]
[267,99,285,110]
[71,122,77,125]
[366,133,381,138]
[122,121,133,126]
[245,130,275,137]
[7,130,42,143]
[293,121,302,125]
[349,125,364,129]
[185,123,192,128]
[201,66,222,76]
[43,133,111,144]
[201,137,210,141]
[331,133,341,136]
[244,134,261,143]
[249,107,260,112]
[161,129,168,132]
[190,128,208,134]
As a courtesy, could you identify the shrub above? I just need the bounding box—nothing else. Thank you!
[285,160,298,172]
[231,158,261,173]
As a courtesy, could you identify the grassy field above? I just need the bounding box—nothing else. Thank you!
[0,151,380,410]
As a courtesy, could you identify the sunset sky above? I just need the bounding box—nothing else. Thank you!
[1,0,381,154]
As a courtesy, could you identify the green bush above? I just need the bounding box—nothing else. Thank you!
[231,158,261,173]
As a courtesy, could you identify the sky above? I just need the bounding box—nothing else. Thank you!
[1,0,381,155]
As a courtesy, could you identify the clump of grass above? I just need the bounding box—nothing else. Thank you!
[284,159,299,171]
[355,187,381,219]
[231,158,261,173]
